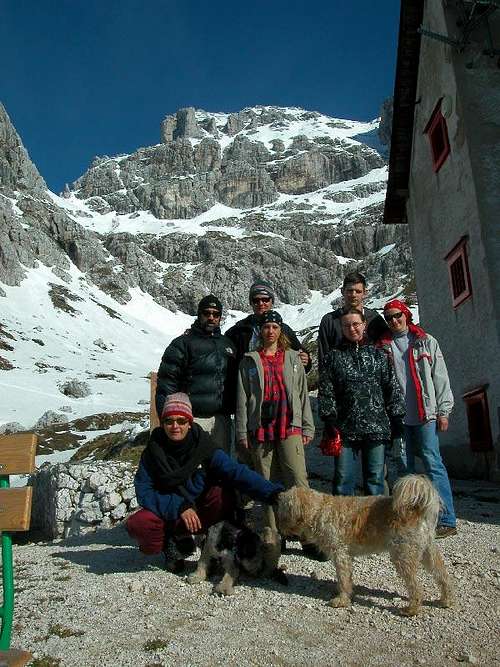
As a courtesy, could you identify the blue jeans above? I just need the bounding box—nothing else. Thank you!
[403,422,456,528]
[392,437,408,477]
[385,438,408,490]
[333,440,386,496]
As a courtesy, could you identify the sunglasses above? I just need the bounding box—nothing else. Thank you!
[384,311,404,322]
[252,297,271,304]
[163,417,190,426]
[201,309,221,318]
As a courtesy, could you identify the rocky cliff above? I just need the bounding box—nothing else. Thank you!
[1,104,411,315]
[63,105,410,312]
[0,100,413,439]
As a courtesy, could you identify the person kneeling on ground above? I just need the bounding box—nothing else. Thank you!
[126,392,283,572]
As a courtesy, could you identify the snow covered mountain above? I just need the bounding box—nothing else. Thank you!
[0,102,413,451]
[57,105,410,313]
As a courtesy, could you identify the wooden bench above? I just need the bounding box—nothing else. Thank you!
[0,649,33,667]
[150,372,160,432]
[0,433,37,664]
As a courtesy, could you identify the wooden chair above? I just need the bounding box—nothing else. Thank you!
[0,433,37,664]
[150,372,160,432]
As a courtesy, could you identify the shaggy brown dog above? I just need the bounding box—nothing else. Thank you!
[275,475,454,616]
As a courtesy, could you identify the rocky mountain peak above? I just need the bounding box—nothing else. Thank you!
[69,106,386,221]
[0,102,415,430]
[0,103,47,194]
[1,103,413,314]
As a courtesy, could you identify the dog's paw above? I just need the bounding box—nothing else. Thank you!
[401,604,421,617]
[439,594,454,609]
[271,567,289,586]
[328,595,351,609]
[213,582,234,597]
[187,571,206,585]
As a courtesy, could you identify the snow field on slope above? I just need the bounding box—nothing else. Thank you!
[0,263,191,428]
[49,164,387,239]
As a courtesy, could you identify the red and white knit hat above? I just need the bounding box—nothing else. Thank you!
[160,392,193,423]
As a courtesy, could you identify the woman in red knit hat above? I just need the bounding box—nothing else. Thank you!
[126,392,283,572]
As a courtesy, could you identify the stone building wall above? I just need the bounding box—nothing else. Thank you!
[405,1,500,477]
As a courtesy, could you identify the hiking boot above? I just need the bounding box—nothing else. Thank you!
[436,525,457,539]
[301,543,329,561]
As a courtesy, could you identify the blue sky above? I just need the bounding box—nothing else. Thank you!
[1,1,400,193]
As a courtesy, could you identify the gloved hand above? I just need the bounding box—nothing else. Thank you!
[319,428,342,457]
[323,419,338,437]
[390,416,405,440]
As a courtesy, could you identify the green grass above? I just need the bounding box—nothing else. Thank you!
[31,656,61,667]
[144,638,169,651]
[47,623,85,638]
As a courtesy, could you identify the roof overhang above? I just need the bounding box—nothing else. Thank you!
[384,0,425,224]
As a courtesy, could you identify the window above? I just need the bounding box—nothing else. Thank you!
[445,237,472,308]
[423,99,450,172]
[463,388,493,452]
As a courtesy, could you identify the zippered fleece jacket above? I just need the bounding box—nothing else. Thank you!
[318,342,405,441]
[235,349,315,443]
[377,326,454,422]
[134,427,283,521]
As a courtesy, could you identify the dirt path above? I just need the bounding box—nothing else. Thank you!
[11,479,500,667]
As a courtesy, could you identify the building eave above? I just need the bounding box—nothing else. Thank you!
[384,0,425,224]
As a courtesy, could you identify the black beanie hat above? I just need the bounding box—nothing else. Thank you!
[260,310,283,327]
[197,294,223,315]
[249,281,275,303]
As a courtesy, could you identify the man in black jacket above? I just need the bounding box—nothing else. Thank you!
[155,295,236,452]
[225,281,311,372]
[318,271,388,367]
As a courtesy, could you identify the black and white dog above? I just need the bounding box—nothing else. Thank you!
[187,521,287,595]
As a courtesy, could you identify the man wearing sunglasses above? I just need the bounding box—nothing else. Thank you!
[225,281,311,372]
[155,295,236,453]
[378,299,457,539]
[318,272,388,366]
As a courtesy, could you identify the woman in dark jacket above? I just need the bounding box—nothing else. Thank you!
[318,308,405,496]
[127,392,282,572]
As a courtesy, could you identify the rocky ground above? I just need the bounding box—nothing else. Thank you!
[11,474,500,667]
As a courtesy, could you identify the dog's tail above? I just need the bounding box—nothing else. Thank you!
[392,474,441,527]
